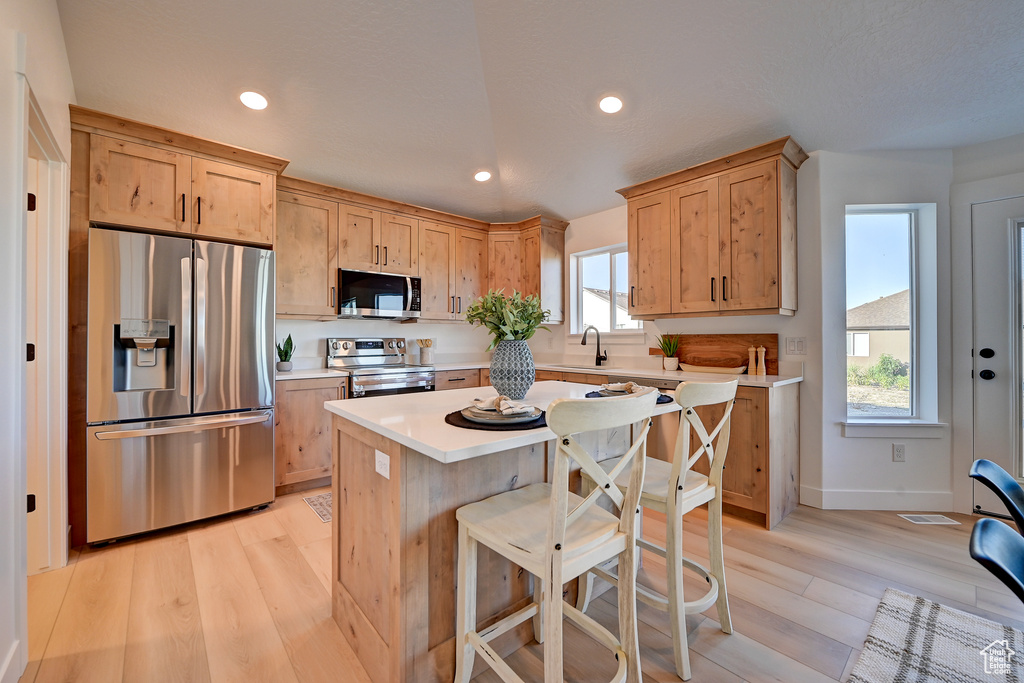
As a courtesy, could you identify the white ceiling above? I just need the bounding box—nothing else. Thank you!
[57,0,1024,223]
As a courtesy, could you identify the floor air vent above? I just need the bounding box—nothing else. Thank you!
[897,514,961,525]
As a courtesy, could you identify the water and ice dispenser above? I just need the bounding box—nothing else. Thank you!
[113,318,175,392]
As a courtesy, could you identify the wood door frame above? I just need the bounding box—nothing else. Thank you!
[25,88,69,575]
[951,171,1024,513]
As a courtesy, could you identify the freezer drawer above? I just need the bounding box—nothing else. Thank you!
[86,410,274,543]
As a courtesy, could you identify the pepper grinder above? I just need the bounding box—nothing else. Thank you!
[747,346,757,375]
[757,346,767,376]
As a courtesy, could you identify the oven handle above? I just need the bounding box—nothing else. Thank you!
[352,374,435,387]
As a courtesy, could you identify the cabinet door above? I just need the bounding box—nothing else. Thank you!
[338,202,382,271]
[274,378,344,488]
[90,135,191,233]
[719,160,780,311]
[276,191,339,317]
[522,227,565,323]
[455,229,488,319]
[380,213,419,276]
[534,370,563,381]
[671,178,720,314]
[480,368,491,385]
[692,386,768,515]
[488,232,522,296]
[628,191,672,316]
[192,158,275,245]
[418,221,456,320]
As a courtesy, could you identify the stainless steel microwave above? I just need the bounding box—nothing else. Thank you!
[337,269,421,320]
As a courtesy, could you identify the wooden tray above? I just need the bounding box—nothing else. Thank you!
[650,333,779,375]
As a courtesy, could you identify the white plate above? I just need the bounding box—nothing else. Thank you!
[598,389,628,397]
[461,406,542,424]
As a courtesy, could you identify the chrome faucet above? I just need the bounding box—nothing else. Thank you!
[581,325,609,366]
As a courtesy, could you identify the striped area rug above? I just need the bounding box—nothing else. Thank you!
[850,588,1023,682]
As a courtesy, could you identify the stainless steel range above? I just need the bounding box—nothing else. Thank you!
[327,337,435,397]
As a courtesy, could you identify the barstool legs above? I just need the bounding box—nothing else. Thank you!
[454,524,478,683]
[666,510,692,681]
[708,497,732,634]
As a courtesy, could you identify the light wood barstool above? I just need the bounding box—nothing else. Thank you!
[576,379,739,681]
[453,387,659,683]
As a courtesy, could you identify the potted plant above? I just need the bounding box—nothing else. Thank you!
[276,334,294,372]
[465,290,550,399]
[656,335,680,371]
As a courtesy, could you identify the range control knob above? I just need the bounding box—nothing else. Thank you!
[341,341,351,350]
[332,341,341,350]
[396,340,405,349]
[388,340,397,349]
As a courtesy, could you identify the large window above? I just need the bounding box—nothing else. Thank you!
[845,209,916,418]
[573,245,641,333]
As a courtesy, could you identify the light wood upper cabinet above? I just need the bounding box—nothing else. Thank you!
[627,190,672,316]
[192,158,275,246]
[380,213,419,276]
[488,231,522,296]
[276,191,339,317]
[455,229,487,319]
[338,203,382,272]
[89,136,191,233]
[621,137,805,319]
[418,221,456,320]
[338,205,418,276]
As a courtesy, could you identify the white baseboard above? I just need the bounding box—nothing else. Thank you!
[817,488,954,511]
[0,638,24,683]
[800,485,824,508]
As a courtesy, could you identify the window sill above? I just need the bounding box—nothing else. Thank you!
[839,420,948,439]
[567,331,647,345]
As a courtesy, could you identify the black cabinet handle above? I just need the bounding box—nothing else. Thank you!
[722,276,727,301]
[458,296,462,313]
[383,246,388,266]
[181,193,186,223]
[375,245,379,265]
[449,377,466,382]
[196,196,201,225]
[331,286,335,309]
[711,278,715,302]
[630,286,635,307]
[451,296,455,313]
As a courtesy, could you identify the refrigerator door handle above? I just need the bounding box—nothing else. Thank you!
[195,257,207,398]
[180,257,192,397]
[93,413,271,440]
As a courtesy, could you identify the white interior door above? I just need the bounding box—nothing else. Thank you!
[971,195,1024,515]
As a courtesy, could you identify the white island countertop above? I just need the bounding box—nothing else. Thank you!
[324,380,681,465]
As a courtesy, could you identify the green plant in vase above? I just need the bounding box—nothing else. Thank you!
[465,290,550,399]
[276,334,294,372]
[656,334,680,370]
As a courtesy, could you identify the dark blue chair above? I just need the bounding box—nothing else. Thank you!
[970,518,1024,605]
[969,459,1024,535]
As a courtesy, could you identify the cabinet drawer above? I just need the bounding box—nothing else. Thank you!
[435,369,481,390]
[561,372,608,386]
[534,370,563,381]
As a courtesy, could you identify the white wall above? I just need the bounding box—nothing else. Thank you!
[0,3,75,681]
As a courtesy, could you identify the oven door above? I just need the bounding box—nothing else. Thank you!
[351,371,435,397]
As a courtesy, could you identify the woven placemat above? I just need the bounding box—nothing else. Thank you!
[445,410,547,431]
[585,391,673,404]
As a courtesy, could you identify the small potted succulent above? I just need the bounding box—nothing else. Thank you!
[465,290,550,399]
[276,334,294,372]
[656,334,680,371]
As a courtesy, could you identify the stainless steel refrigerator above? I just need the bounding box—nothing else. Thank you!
[86,227,275,542]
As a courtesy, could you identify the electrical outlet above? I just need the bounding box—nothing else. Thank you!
[892,443,906,462]
[375,449,390,479]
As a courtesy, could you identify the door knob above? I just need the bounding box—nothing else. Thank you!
[980,369,996,380]
[980,348,996,358]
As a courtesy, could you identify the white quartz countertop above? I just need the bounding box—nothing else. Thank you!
[324,381,681,465]
[282,361,801,387]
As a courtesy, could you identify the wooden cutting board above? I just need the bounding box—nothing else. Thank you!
[650,333,779,375]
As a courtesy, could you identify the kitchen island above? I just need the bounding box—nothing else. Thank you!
[323,381,680,683]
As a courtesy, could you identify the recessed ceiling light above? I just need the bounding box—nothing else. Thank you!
[599,96,623,114]
[474,171,492,182]
[240,91,268,110]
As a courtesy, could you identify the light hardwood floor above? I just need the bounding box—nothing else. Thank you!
[20,491,1024,683]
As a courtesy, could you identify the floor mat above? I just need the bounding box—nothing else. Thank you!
[303,492,332,523]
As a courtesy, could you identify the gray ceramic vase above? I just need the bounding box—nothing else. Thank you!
[489,340,535,400]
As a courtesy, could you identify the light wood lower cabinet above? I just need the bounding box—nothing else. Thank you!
[650,382,799,528]
[274,378,346,494]
[434,369,481,390]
